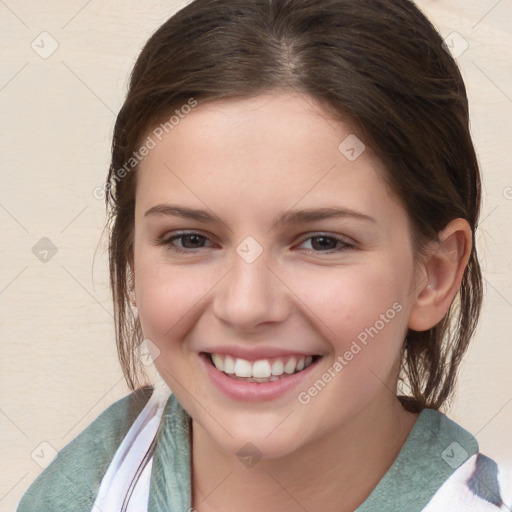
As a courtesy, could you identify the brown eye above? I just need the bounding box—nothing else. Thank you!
[157,232,213,253]
[172,234,207,249]
[297,234,353,253]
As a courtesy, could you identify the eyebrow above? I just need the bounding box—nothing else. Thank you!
[144,204,376,225]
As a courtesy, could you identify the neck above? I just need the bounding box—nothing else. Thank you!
[191,395,419,512]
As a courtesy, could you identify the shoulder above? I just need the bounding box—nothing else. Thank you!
[424,452,506,511]
[415,408,479,449]
[356,407,506,512]
[16,386,154,512]
[418,410,505,511]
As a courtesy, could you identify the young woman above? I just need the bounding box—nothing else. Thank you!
[18,0,507,510]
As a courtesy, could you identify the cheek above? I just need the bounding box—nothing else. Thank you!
[134,260,209,345]
[292,265,411,408]
[291,260,410,342]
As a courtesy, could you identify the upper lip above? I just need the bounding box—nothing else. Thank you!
[199,345,321,361]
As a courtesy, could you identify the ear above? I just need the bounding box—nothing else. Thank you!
[408,218,472,331]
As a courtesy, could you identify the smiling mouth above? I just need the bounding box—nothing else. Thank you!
[203,353,322,383]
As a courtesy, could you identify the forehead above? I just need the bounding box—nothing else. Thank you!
[135,91,403,226]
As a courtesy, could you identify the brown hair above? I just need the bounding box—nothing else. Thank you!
[106,0,482,412]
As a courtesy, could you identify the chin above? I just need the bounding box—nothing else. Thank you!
[195,413,308,462]
[224,434,301,462]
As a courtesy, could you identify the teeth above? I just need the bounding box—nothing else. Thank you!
[283,357,297,374]
[271,359,284,376]
[224,355,235,374]
[209,353,316,380]
[252,360,271,378]
[234,358,252,377]
[211,354,224,372]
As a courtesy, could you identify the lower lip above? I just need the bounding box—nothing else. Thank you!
[200,353,320,402]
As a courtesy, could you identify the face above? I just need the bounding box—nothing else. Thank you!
[133,91,422,459]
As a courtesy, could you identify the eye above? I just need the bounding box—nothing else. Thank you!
[296,234,354,253]
[155,231,354,255]
[156,232,213,253]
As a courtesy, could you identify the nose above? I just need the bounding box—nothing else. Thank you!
[211,247,290,332]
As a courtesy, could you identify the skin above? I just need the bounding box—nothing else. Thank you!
[131,91,472,512]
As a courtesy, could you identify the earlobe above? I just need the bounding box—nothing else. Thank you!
[408,218,472,331]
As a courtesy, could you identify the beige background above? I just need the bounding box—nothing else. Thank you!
[1,0,511,510]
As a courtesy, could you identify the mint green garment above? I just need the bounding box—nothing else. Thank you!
[16,387,498,511]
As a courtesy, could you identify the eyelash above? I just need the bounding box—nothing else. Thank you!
[155,231,354,255]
